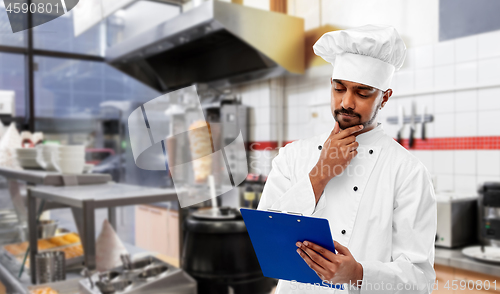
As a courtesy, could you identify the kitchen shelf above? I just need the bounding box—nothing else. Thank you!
[27,183,179,284]
[0,167,111,186]
[435,246,500,277]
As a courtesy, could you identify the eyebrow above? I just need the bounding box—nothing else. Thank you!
[332,79,375,91]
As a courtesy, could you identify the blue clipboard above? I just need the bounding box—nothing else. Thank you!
[240,208,343,289]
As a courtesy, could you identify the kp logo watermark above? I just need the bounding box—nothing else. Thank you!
[128,85,248,208]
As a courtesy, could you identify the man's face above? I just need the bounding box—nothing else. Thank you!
[331,79,390,130]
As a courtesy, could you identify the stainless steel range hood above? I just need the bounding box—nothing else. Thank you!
[105,0,304,92]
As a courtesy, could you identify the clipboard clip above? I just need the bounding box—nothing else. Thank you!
[266,209,303,216]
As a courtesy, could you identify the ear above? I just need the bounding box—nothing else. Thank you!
[380,89,393,109]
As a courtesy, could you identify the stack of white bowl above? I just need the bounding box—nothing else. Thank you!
[16,148,42,169]
[51,145,86,174]
[36,144,58,171]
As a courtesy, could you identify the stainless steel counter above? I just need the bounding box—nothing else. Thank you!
[0,167,111,185]
[435,246,500,277]
[0,242,150,294]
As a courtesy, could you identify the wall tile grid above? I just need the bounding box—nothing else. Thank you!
[384,29,500,192]
[238,29,500,191]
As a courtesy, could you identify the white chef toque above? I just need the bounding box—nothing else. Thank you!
[313,24,406,91]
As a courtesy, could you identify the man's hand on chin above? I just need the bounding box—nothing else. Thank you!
[296,240,363,287]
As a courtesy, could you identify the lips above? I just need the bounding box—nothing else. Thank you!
[339,113,358,118]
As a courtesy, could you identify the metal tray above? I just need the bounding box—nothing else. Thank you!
[2,233,85,271]
[79,256,196,294]
[28,278,81,294]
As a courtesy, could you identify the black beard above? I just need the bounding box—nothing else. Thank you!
[334,100,382,130]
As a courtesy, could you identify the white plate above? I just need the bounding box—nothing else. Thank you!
[18,159,43,169]
[462,246,500,264]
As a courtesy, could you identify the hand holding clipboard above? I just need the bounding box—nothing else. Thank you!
[240,208,350,289]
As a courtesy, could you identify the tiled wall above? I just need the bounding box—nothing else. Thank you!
[382,29,500,193]
[238,29,500,194]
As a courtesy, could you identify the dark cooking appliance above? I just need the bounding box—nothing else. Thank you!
[478,182,500,246]
[182,207,274,294]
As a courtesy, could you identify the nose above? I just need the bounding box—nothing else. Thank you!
[341,90,355,110]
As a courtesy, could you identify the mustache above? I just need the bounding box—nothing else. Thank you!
[334,108,360,118]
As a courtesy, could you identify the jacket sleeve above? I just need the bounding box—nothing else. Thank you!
[358,162,437,294]
[257,142,326,216]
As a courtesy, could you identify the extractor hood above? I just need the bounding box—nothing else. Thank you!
[105,0,304,92]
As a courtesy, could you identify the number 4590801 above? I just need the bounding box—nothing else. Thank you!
[6,2,60,14]
[443,279,496,291]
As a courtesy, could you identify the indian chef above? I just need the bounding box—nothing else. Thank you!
[257,25,437,293]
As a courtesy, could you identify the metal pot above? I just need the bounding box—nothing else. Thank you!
[37,220,57,239]
[182,207,273,294]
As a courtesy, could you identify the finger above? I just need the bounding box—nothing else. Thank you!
[297,248,330,277]
[333,240,351,256]
[335,124,364,139]
[333,121,340,135]
[345,141,359,152]
[339,135,356,145]
[349,150,358,159]
[302,241,337,262]
[300,244,332,270]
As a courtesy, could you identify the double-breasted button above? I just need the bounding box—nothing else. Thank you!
[353,186,358,191]
[341,230,346,235]
[369,149,373,154]
[318,145,322,150]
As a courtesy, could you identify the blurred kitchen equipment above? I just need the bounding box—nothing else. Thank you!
[208,175,217,208]
[0,123,22,169]
[421,105,427,140]
[203,95,248,182]
[37,220,58,239]
[95,219,128,272]
[220,102,248,184]
[83,163,95,174]
[409,101,416,148]
[397,106,404,144]
[32,132,44,145]
[386,108,433,143]
[435,192,477,248]
[35,251,66,284]
[16,147,43,169]
[82,268,95,289]
[462,245,500,264]
[182,207,273,294]
[20,131,33,148]
[35,144,58,171]
[105,0,304,92]
[240,174,265,209]
[79,255,196,294]
[243,185,256,208]
[120,254,132,271]
[51,145,86,174]
[0,90,15,116]
[174,91,249,207]
[478,182,500,247]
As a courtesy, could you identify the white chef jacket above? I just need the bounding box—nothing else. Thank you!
[257,123,436,294]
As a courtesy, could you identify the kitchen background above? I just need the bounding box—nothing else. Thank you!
[241,0,500,195]
[0,0,499,293]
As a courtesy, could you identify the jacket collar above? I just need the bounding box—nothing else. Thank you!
[320,123,386,146]
[355,123,385,145]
